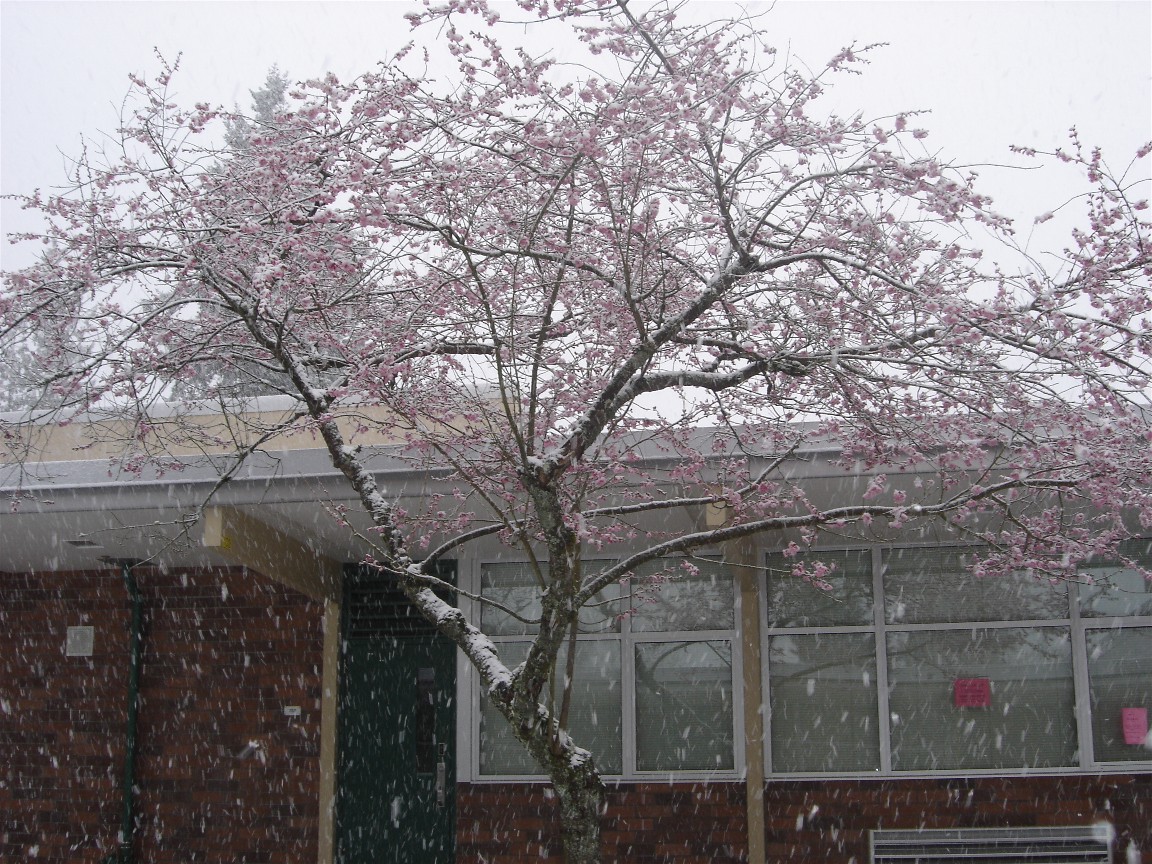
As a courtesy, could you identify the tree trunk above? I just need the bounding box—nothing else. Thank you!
[551,757,605,864]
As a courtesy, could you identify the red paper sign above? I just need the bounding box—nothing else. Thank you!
[1121,707,1148,746]
[954,678,991,708]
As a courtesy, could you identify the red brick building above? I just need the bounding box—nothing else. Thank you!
[3,411,1149,863]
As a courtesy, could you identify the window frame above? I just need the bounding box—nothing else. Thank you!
[761,542,1152,779]
[461,554,745,783]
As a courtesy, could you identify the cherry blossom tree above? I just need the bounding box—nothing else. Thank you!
[171,65,297,400]
[3,1,1150,860]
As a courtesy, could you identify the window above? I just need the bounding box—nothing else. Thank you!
[883,547,1069,624]
[478,640,623,775]
[886,627,1076,771]
[768,632,880,772]
[1085,628,1152,761]
[1078,540,1152,618]
[475,558,739,778]
[1080,539,1152,763]
[766,549,880,772]
[765,540,1152,775]
[767,549,873,628]
[635,640,733,771]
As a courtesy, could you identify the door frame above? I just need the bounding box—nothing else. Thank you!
[334,562,458,863]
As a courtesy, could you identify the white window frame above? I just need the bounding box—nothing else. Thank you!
[456,553,745,783]
[761,542,1152,779]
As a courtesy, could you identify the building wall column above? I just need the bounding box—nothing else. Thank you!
[727,536,766,864]
[199,506,344,864]
[317,594,342,864]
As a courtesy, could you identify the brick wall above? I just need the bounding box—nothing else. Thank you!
[457,775,1150,864]
[5,563,1148,864]
[0,567,323,863]
[457,781,748,863]
[764,775,1151,863]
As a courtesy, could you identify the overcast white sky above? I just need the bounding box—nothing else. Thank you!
[2,1,1149,271]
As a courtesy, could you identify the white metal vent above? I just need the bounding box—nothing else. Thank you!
[870,826,1113,864]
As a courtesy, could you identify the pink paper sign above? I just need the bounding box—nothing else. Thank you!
[1121,707,1148,746]
[954,678,991,708]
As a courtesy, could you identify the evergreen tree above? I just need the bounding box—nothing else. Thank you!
[175,67,295,402]
[0,339,38,413]
[224,66,289,151]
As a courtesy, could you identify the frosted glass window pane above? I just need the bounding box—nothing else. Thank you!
[479,641,622,775]
[576,564,627,634]
[767,550,874,627]
[1086,627,1152,761]
[635,641,734,770]
[631,559,733,632]
[768,633,880,772]
[1079,540,1152,617]
[887,627,1076,770]
[479,642,537,774]
[560,640,622,773]
[883,548,1069,624]
[481,562,622,636]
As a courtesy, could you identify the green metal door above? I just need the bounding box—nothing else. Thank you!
[337,567,456,863]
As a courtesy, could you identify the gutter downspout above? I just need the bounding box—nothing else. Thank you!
[102,558,144,864]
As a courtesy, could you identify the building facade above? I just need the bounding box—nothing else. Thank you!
[2,412,1149,863]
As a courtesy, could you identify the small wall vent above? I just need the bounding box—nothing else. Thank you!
[870,826,1113,864]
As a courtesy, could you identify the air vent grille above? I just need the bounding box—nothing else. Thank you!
[870,826,1113,864]
[344,562,456,640]
[347,579,437,638]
